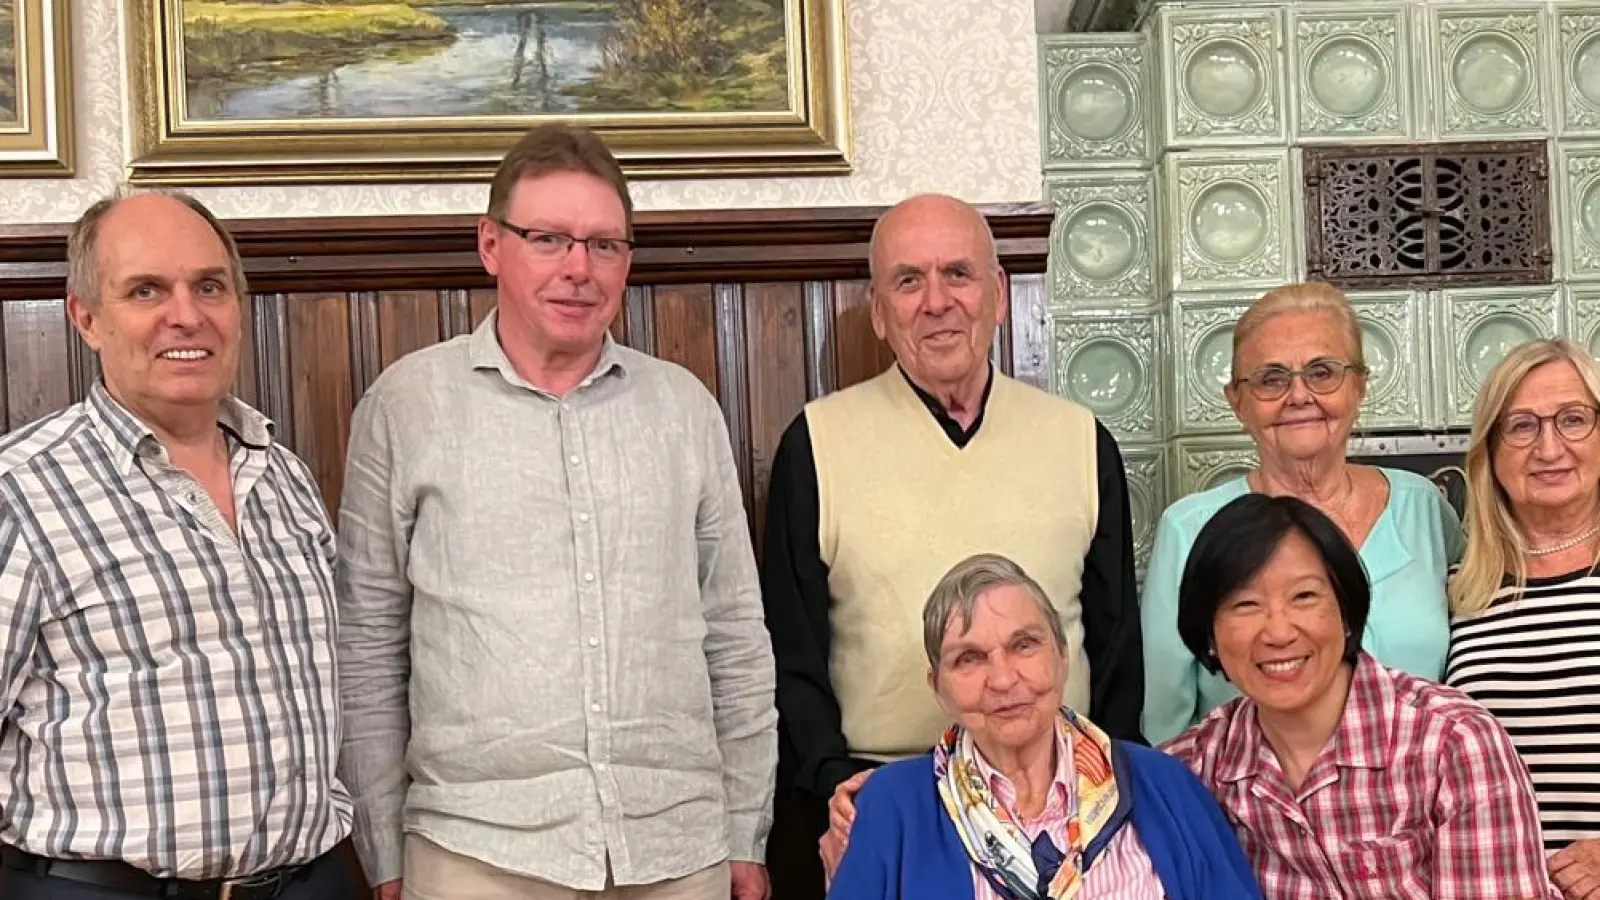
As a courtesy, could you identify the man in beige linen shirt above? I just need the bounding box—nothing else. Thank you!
[336,124,777,900]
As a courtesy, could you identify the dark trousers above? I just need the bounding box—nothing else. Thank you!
[768,787,828,900]
[2,850,357,900]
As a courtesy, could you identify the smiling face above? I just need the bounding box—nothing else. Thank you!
[930,584,1065,757]
[66,193,243,427]
[1212,529,1353,719]
[1226,310,1366,466]
[869,196,1008,393]
[478,169,630,362]
[1492,360,1600,522]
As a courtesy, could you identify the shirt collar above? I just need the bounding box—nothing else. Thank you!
[897,363,995,447]
[86,381,274,474]
[469,309,626,392]
[973,722,1073,822]
[1215,651,1390,784]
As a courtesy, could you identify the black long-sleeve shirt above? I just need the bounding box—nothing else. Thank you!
[760,368,1144,801]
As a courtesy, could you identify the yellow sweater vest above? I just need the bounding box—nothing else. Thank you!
[806,368,1099,758]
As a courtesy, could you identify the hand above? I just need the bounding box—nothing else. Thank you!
[373,880,403,900]
[819,770,873,884]
[1553,839,1600,899]
[729,860,770,900]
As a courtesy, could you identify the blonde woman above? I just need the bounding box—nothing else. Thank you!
[1141,282,1463,744]
[1446,338,1600,900]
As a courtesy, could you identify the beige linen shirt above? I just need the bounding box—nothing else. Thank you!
[336,312,777,890]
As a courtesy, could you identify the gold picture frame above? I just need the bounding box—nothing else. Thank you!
[126,0,851,185]
[0,0,73,177]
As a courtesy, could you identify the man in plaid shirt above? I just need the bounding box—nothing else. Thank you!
[1164,493,1558,900]
[0,190,354,899]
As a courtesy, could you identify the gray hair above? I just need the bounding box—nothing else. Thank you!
[67,185,248,308]
[922,553,1066,673]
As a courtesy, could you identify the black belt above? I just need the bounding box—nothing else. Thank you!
[0,844,313,900]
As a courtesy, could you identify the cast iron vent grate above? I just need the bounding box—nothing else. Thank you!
[1303,141,1551,290]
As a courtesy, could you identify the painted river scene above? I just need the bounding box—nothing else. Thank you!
[181,0,790,121]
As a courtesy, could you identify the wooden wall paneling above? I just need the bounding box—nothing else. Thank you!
[375,290,446,377]
[624,285,656,356]
[460,288,497,336]
[232,292,260,410]
[442,289,472,338]
[0,299,8,429]
[66,326,101,406]
[251,293,295,446]
[349,292,381,399]
[3,299,70,431]
[652,283,720,396]
[802,281,836,400]
[1007,273,1050,392]
[433,287,494,343]
[745,282,808,553]
[830,279,894,390]
[286,293,356,515]
[713,285,753,517]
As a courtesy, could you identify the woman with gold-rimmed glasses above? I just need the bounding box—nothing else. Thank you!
[1447,339,1600,900]
[1140,282,1463,744]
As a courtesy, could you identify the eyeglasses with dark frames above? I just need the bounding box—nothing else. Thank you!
[496,220,634,264]
[1498,403,1600,448]
[1232,358,1367,401]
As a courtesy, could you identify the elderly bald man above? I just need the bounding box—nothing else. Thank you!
[759,194,1142,897]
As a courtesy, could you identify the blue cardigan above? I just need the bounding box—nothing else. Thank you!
[827,740,1261,900]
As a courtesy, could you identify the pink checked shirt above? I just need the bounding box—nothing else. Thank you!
[972,727,1167,899]
[1164,653,1558,900]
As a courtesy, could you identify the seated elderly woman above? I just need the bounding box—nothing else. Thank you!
[827,553,1259,900]
[1141,281,1462,744]
[1445,338,1600,899]
[1166,492,1556,899]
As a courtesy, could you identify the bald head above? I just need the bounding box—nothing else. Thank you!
[868,194,999,282]
[68,188,246,309]
[866,193,1009,398]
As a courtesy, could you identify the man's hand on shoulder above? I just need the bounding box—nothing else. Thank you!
[373,879,402,900]
[820,768,874,883]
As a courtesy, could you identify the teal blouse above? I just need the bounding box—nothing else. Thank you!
[1139,467,1463,745]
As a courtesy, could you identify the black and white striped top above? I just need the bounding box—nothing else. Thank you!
[1446,567,1600,851]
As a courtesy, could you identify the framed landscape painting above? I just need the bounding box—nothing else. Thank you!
[0,0,72,176]
[126,0,850,184]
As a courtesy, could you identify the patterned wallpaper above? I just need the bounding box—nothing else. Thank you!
[0,0,1043,224]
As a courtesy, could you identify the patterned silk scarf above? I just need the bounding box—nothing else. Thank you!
[933,708,1120,900]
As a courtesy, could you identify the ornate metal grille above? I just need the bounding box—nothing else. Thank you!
[1303,141,1551,290]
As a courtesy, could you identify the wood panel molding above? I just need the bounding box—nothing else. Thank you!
[0,202,1053,300]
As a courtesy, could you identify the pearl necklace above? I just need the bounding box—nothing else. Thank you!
[1528,523,1600,556]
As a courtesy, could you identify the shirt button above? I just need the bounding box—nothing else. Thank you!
[591,703,601,713]
[588,636,599,647]
[569,455,580,465]
[584,572,595,583]
[596,762,608,771]
[578,513,591,523]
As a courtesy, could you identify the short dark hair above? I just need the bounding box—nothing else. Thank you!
[1177,493,1370,674]
[486,123,633,238]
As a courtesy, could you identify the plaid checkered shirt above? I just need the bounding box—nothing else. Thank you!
[0,383,352,878]
[1164,652,1559,900]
